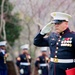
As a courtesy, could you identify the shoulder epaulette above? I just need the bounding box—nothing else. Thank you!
[70,31,75,34]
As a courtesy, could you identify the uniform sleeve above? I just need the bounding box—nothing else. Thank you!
[29,58,32,63]
[35,57,40,68]
[0,52,4,58]
[16,60,20,67]
[16,56,21,67]
[27,54,32,63]
[29,56,32,63]
[71,33,75,57]
[72,32,75,48]
[34,33,49,47]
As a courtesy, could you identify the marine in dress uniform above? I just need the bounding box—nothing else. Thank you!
[35,47,50,75]
[0,41,8,75]
[33,12,75,75]
[16,44,31,75]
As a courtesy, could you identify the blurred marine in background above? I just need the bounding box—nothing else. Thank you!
[16,44,31,75]
[34,47,50,75]
[0,41,8,75]
[34,12,75,75]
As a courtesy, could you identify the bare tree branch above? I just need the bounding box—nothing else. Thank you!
[0,0,5,35]
[3,19,6,40]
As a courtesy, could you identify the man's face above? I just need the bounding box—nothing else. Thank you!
[42,51,47,55]
[54,21,68,33]
[0,46,6,50]
[23,49,28,54]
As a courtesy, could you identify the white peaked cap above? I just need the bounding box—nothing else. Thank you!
[40,47,48,52]
[51,12,72,21]
[20,44,29,50]
[0,41,7,46]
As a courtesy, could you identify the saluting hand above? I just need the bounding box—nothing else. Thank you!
[40,21,54,35]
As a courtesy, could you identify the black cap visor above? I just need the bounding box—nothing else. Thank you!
[52,20,67,25]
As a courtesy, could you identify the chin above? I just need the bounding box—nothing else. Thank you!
[56,30,59,33]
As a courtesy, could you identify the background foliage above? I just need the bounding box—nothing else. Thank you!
[0,0,22,46]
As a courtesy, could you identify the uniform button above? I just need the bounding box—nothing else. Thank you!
[59,36,62,38]
[62,32,64,34]
[56,47,58,50]
[51,43,53,45]
[56,42,59,45]
[55,51,58,53]
[55,55,57,58]
[58,40,60,42]
[70,44,72,47]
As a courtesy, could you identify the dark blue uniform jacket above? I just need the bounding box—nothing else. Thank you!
[34,28,75,75]
[0,49,7,75]
[35,55,49,75]
[16,54,31,75]
[0,50,7,70]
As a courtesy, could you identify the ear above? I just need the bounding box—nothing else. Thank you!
[65,22,68,27]
[65,21,68,25]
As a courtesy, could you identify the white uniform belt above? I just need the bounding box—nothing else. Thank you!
[20,62,30,65]
[39,64,48,66]
[51,58,75,63]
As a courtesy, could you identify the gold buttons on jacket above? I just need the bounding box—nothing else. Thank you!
[55,55,57,58]
[62,32,64,34]
[55,51,58,53]
[56,42,58,45]
[56,47,58,50]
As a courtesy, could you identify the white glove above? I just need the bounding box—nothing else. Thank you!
[1,49,5,54]
[20,69,24,74]
[38,69,42,75]
[40,21,54,35]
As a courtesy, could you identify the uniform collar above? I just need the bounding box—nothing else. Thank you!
[60,28,70,36]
